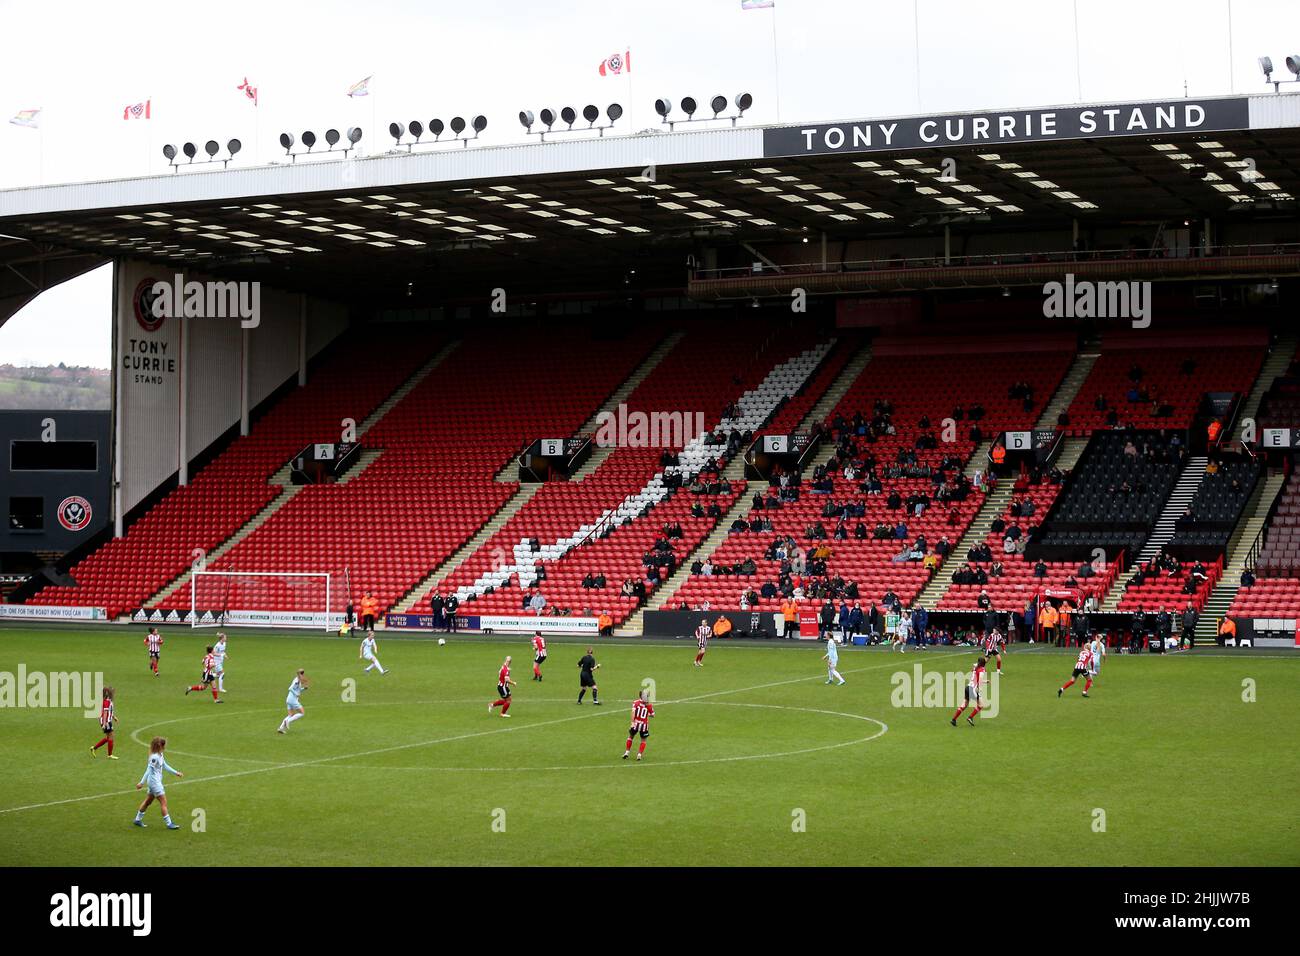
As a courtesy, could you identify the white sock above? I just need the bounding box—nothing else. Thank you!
[286,713,303,725]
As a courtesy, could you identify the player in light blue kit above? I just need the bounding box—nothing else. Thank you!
[359,633,387,675]
[277,668,310,734]
[133,736,183,829]
[822,635,846,685]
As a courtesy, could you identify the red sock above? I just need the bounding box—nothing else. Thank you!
[952,706,965,720]
[625,738,633,752]
[533,664,540,678]
[189,684,204,692]
[1062,678,1075,690]
[107,739,114,756]
[996,658,1002,672]
[1084,678,1093,693]
[694,652,703,663]
[492,699,505,709]
[211,687,219,700]
[93,737,107,750]
[971,706,982,719]
[501,698,511,714]
[638,740,646,755]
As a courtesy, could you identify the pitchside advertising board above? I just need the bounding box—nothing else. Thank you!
[762,98,1251,157]
[0,605,108,621]
[385,613,599,634]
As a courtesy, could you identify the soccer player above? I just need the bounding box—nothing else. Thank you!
[622,689,655,761]
[822,635,846,685]
[185,646,222,702]
[531,631,547,681]
[693,618,711,667]
[213,632,228,692]
[983,627,1006,674]
[359,632,387,675]
[892,608,912,653]
[577,647,601,704]
[277,669,310,733]
[489,656,515,717]
[950,656,987,726]
[1088,632,1106,679]
[133,736,183,829]
[144,627,163,676]
[90,686,118,759]
[1058,644,1096,698]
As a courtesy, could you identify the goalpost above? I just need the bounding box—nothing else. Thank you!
[190,570,334,630]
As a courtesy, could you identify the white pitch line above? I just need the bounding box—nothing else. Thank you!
[0,653,929,816]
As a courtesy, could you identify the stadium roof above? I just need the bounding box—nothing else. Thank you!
[2,92,1299,316]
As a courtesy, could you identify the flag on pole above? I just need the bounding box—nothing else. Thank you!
[741,0,775,8]
[122,99,151,120]
[9,108,41,128]
[346,75,372,98]
[237,77,258,106]
[598,51,630,76]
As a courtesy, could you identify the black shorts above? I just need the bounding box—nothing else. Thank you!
[361,614,376,629]
[101,722,113,734]
[201,671,214,684]
[149,651,160,660]
[628,724,649,739]
[1072,667,1089,679]
[535,654,547,665]
[497,683,511,698]
[579,672,596,688]
[964,685,979,702]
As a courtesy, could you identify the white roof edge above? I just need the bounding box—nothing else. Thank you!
[2,91,1296,220]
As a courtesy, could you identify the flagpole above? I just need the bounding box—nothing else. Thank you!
[770,4,782,121]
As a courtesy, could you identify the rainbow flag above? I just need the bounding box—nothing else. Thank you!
[346,75,372,98]
[9,108,41,129]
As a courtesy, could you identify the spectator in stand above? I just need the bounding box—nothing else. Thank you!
[1241,568,1256,589]
[1217,616,1236,646]
[597,611,614,636]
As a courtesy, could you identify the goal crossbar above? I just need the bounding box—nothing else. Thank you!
[190,570,334,630]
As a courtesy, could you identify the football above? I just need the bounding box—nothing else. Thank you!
[437,638,446,646]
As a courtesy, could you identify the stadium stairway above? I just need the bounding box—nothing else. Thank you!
[797,342,873,431]
[1038,338,1100,430]
[391,332,684,616]
[620,480,754,634]
[140,341,460,616]
[1194,469,1287,642]
[620,339,873,632]
[1099,455,1208,611]
[1238,330,1300,427]
[915,436,1088,610]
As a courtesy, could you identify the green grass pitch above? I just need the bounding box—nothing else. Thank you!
[0,626,1296,866]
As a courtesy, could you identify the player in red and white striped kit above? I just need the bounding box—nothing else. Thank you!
[622,689,655,761]
[983,627,1006,674]
[185,647,222,702]
[531,631,547,681]
[488,656,515,717]
[951,657,987,726]
[90,686,118,759]
[693,619,711,667]
[1058,645,1095,698]
[143,628,163,676]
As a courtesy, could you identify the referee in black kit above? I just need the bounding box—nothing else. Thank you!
[577,647,601,705]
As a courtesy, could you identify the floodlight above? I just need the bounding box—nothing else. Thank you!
[472,115,487,133]
[607,103,623,122]
[450,116,466,135]
[347,127,363,144]
[519,110,535,130]
[735,92,753,114]
[431,118,445,137]
[583,104,600,125]
[388,121,405,142]
[228,139,242,156]
[681,96,697,117]
[655,98,672,117]
[540,108,556,129]
[302,130,317,150]
[182,142,197,159]
[162,144,177,160]
[710,95,727,117]
[325,129,340,147]
[1259,56,1274,79]
[204,140,219,158]
[560,106,577,128]
[1288,54,1300,77]
[279,132,295,151]
[409,120,424,140]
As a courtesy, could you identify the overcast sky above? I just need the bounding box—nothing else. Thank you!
[0,0,1296,367]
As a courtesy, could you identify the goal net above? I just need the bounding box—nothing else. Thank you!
[190,571,334,630]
